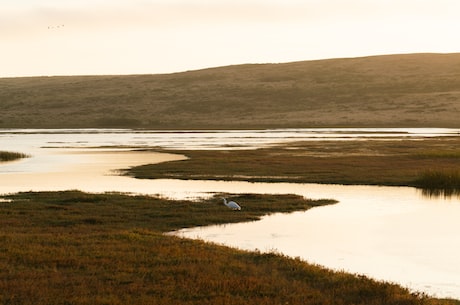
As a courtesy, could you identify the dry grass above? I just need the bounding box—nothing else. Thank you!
[1,53,460,129]
[0,191,456,305]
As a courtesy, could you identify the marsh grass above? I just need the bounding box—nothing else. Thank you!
[414,170,460,192]
[0,151,29,162]
[126,137,460,188]
[1,191,455,304]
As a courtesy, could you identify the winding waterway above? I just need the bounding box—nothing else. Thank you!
[1,128,460,299]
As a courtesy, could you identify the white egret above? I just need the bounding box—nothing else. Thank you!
[222,198,241,210]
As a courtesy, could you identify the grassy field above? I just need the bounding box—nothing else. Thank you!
[0,151,29,162]
[1,191,458,305]
[126,137,460,193]
[1,53,460,129]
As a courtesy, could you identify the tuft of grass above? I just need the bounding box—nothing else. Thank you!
[0,151,29,162]
[413,170,460,196]
[0,191,455,304]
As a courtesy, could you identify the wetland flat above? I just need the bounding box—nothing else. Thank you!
[1,128,460,301]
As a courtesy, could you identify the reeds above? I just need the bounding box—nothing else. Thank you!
[414,170,460,197]
[0,151,29,162]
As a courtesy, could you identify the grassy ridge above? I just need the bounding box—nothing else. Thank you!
[1,53,460,129]
[1,191,456,305]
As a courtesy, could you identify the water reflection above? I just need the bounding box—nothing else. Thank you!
[418,188,460,199]
[176,185,460,299]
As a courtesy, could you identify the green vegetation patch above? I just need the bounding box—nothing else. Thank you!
[1,191,456,304]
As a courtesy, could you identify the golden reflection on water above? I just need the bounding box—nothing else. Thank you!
[0,149,186,195]
[175,184,460,299]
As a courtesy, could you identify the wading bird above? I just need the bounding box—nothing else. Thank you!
[223,198,241,210]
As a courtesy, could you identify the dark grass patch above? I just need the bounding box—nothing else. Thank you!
[413,170,460,197]
[0,151,29,162]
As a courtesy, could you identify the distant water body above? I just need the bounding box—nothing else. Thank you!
[1,127,459,150]
[1,128,460,300]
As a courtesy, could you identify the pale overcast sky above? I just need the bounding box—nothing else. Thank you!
[2,0,460,77]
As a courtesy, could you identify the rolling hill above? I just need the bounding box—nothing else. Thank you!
[1,53,460,129]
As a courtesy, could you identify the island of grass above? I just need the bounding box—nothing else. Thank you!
[0,151,29,162]
[1,191,458,304]
[126,137,460,195]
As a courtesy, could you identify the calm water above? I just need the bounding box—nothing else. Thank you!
[1,128,460,299]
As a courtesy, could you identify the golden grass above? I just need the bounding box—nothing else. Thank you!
[1,53,460,129]
[1,191,456,304]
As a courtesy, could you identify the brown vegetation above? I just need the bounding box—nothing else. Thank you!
[126,137,460,187]
[1,191,457,304]
[1,53,460,129]
[0,151,29,162]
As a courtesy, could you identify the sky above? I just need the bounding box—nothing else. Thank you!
[2,0,460,77]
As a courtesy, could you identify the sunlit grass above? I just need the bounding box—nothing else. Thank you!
[2,53,460,129]
[1,191,456,304]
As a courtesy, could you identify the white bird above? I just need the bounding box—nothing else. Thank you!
[222,198,241,210]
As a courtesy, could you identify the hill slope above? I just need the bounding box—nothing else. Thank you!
[1,53,460,129]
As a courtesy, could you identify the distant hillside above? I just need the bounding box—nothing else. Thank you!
[1,53,460,129]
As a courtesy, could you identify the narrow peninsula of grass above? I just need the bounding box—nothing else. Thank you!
[1,191,456,304]
[126,137,460,191]
[0,151,29,162]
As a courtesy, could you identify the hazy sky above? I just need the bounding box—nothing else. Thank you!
[2,0,460,77]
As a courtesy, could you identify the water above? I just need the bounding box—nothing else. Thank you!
[1,127,459,150]
[176,184,460,299]
[1,128,460,299]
